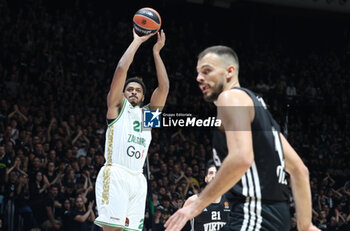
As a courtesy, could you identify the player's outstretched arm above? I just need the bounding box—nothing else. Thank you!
[280,133,320,231]
[149,29,169,110]
[107,29,155,119]
[183,194,198,207]
[165,90,254,231]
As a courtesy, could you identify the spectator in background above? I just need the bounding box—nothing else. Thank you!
[40,184,62,231]
[68,196,95,231]
[61,199,73,231]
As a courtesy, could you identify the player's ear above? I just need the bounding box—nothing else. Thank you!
[226,65,235,81]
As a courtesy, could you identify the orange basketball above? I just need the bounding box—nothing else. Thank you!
[133,7,161,36]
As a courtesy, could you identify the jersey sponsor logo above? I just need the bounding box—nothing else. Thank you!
[143,109,161,128]
[203,221,226,231]
[224,201,230,209]
[127,134,146,147]
[127,145,142,159]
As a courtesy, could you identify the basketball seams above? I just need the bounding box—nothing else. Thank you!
[133,16,160,30]
[134,11,162,25]
[142,7,161,22]
[133,14,161,26]
[136,7,161,24]
[133,7,161,36]
[134,13,162,25]
[133,24,157,35]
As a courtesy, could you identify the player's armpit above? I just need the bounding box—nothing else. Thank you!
[106,96,126,120]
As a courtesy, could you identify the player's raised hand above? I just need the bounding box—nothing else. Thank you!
[133,28,156,43]
[153,29,165,53]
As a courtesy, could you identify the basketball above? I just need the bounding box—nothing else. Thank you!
[133,7,161,36]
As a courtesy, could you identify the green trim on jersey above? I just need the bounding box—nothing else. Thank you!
[143,104,150,110]
[108,97,127,127]
[94,220,141,231]
[94,220,126,229]
[125,228,142,231]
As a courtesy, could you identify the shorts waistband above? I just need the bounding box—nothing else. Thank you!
[104,163,143,175]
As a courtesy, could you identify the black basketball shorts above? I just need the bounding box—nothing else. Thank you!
[221,198,291,231]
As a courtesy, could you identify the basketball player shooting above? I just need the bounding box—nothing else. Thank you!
[94,28,169,231]
[165,46,319,231]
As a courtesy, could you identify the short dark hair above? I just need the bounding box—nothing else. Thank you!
[50,183,60,190]
[198,45,239,72]
[123,77,147,95]
[205,160,217,176]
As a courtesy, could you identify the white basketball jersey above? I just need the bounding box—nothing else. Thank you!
[104,98,152,172]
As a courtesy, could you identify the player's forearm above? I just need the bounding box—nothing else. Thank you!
[153,51,169,91]
[290,165,313,230]
[108,40,142,105]
[149,52,169,109]
[196,154,252,211]
[116,40,142,73]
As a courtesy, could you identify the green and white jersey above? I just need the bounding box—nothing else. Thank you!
[104,97,152,173]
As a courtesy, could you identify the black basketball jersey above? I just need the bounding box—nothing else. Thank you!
[212,87,290,202]
[190,194,230,231]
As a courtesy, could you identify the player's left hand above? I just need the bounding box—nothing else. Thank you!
[164,202,201,231]
[164,207,191,231]
[133,28,156,44]
[153,29,165,53]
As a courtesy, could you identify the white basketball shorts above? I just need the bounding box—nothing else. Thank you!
[94,164,147,230]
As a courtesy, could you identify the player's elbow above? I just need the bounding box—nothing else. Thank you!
[289,161,309,177]
[116,62,128,72]
[158,83,170,93]
[299,163,309,177]
[240,153,254,170]
[106,93,114,108]
[229,151,254,171]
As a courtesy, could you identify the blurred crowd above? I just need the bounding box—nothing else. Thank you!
[0,0,349,230]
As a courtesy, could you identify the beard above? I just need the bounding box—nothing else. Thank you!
[203,81,224,102]
[130,101,138,107]
[128,96,141,107]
